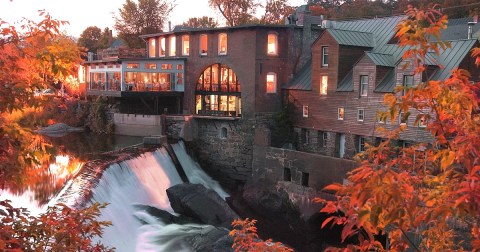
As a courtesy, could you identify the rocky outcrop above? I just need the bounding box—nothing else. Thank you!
[166,183,239,229]
[35,123,84,137]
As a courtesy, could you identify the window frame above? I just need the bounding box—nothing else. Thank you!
[418,114,428,128]
[357,108,365,122]
[402,75,414,96]
[322,132,328,148]
[399,112,407,125]
[322,46,328,67]
[218,33,227,55]
[182,35,190,56]
[303,106,309,118]
[148,38,156,58]
[199,34,208,56]
[338,107,345,120]
[267,33,278,56]
[358,136,366,152]
[320,75,328,95]
[169,36,176,56]
[360,75,368,97]
[266,72,277,94]
[159,37,166,57]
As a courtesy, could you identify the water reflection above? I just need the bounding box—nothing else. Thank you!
[0,133,143,209]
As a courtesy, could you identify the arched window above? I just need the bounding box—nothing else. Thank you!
[148,38,156,58]
[195,64,241,117]
[169,36,176,56]
[218,33,227,55]
[200,34,208,56]
[182,35,190,56]
[220,127,228,139]
[267,33,278,55]
[266,72,276,93]
[159,37,165,57]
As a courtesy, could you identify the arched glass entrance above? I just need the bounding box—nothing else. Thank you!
[195,63,241,117]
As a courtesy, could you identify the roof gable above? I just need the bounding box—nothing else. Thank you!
[327,29,374,47]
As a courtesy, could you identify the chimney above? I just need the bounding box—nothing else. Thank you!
[468,15,478,39]
[168,21,172,32]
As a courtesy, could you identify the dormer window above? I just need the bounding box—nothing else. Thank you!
[169,36,176,56]
[159,37,165,57]
[267,33,278,55]
[200,34,208,56]
[322,46,328,67]
[148,38,156,58]
[218,33,227,55]
[182,35,189,56]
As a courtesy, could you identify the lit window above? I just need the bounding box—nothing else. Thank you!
[266,72,277,93]
[399,112,408,125]
[159,37,166,57]
[403,75,414,96]
[169,36,176,56]
[322,46,328,67]
[267,33,278,55]
[418,114,428,128]
[303,106,309,118]
[338,107,344,120]
[357,109,364,122]
[200,34,208,56]
[148,38,156,58]
[177,64,183,70]
[182,35,190,56]
[218,33,227,55]
[320,75,328,95]
[145,63,156,69]
[360,75,368,96]
[161,64,172,70]
[126,63,139,69]
[358,136,365,152]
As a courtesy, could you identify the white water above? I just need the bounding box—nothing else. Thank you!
[61,142,230,251]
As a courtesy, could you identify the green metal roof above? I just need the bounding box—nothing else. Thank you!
[336,70,353,91]
[328,29,374,47]
[283,60,312,90]
[374,68,396,93]
[366,52,395,67]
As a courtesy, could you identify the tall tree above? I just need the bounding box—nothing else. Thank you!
[114,0,173,48]
[182,16,218,28]
[209,0,260,26]
[77,26,102,52]
[319,5,480,251]
[262,0,295,24]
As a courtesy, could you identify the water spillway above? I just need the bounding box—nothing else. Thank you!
[56,141,228,251]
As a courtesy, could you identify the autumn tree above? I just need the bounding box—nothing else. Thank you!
[78,26,102,52]
[114,0,173,48]
[182,16,218,28]
[261,0,295,24]
[209,0,261,26]
[319,5,480,251]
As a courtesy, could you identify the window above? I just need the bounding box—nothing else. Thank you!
[169,36,176,56]
[126,63,139,69]
[159,37,166,57]
[148,38,156,58]
[199,34,208,55]
[358,136,366,152]
[399,112,407,125]
[322,132,328,148]
[360,75,368,96]
[266,72,276,93]
[322,46,328,67]
[182,35,190,55]
[338,107,345,120]
[301,128,309,144]
[161,64,172,70]
[220,127,227,139]
[145,63,156,69]
[403,75,414,95]
[218,33,227,55]
[377,112,385,124]
[301,172,309,187]
[303,106,309,118]
[320,75,328,95]
[284,168,291,181]
[176,64,183,70]
[267,33,278,55]
[357,109,365,122]
[418,114,428,128]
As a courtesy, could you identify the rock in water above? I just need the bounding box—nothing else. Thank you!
[166,183,239,229]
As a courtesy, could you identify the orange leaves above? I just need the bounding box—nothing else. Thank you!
[472,47,480,66]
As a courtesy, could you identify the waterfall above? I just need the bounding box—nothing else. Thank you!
[56,142,228,251]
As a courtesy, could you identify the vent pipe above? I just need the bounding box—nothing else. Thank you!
[468,15,478,39]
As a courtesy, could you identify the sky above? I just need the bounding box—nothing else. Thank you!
[0,0,306,38]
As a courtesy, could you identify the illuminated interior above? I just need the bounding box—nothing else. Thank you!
[218,33,227,55]
[200,34,208,55]
[149,38,156,58]
[169,36,176,56]
[267,33,278,55]
[266,73,276,93]
[182,35,190,55]
[159,37,166,57]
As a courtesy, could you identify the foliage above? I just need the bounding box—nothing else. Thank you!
[209,0,261,26]
[182,16,218,28]
[230,218,293,252]
[0,11,82,187]
[114,0,173,48]
[77,26,102,52]
[0,200,114,251]
[86,97,114,134]
[270,105,295,148]
[261,0,295,25]
[319,5,480,251]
